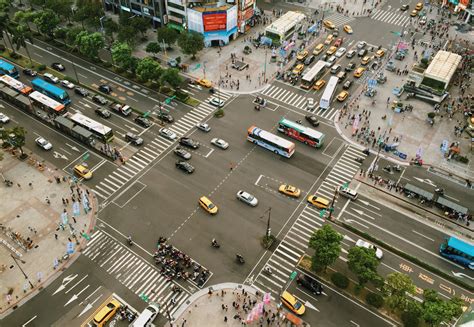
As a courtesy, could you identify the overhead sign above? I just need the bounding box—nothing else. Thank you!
[203,11,227,32]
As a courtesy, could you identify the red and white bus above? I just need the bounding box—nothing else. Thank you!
[0,74,32,95]
[277,118,325,148]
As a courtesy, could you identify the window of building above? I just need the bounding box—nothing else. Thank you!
[169,10,185,19]
[131,3,142,11]
[167,2,185,11]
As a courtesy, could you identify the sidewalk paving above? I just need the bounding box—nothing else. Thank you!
[0,150,96,317]
[168,283,310,327]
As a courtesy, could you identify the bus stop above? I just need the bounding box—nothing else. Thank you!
[435,196,468,215]
[403,183,434,201]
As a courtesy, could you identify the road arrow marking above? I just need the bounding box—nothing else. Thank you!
[352,208,364,216]
[452,271,474,281]
[344,218,355,223]
[53,274,78,295]
[343,234,355,243]
[304,300,319,311]
[358,199,370,206]
[65,285,90,306]
[78,293,104,317]
[65,274,88,294]
[66,143,80,152]
[53,151,68,160]
[124,124,138,132]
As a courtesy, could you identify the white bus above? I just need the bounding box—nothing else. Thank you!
[0,74,32,95]
[29,91,65,115]
[69,112,114,143]
[300,60,326,90]
[247,125,295,158]
[319,76,339,110]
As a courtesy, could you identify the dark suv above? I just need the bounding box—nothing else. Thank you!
[125,132,143,145]
[157,112,174,123]
[296,274,323,295]
[179,137,200,149]
[92,95,108,105]
[99,84,112,94]
[75,87,89,97]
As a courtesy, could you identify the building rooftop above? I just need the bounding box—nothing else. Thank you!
[191,4,234,12]
[265,11,306,34]
[424,50,462,85]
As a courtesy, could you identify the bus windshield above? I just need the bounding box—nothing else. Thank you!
[277,118,325,148]
[320,76,338,110]
[300,60,326,90]
[247,125,295,158]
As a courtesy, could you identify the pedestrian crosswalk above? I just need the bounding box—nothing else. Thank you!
[83,230,189,316]
[260,85,338,120]
[251,145,365,296]
[91,90,234,201]
[370,9,412,27]
[323,13,355,28]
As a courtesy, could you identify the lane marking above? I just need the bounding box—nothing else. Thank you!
[412,230,435,242]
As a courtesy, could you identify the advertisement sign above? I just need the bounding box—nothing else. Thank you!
[203,11,227,32]
[241,0,254,10]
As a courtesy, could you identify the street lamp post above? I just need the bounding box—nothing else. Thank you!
[327,187,338,220]
[10,254,34,289]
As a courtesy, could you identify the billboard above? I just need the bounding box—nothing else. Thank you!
[241,0,254,10]
[203,11,227,32]
[227,5,238,31]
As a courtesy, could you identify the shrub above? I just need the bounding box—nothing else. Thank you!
[401,310,420,327]
[214,109,224,118]
[0,44,5,52]
[458,156,469,164]
[331,272,349,289]
[37,64,47,72]
[366,292,384,308]
[427,112,436,119]
[9,52,21,59]
[354,284,363,295]
[160,85,171,94]
[102,62,112,68]
[115,67,125,74]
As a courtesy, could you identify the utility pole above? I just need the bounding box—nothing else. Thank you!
[10,254,34,289]
[266,207,272,237]
[263,49,267,82]
[327,187,338,220]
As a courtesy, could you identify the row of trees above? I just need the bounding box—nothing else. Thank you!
[309,225,464,326]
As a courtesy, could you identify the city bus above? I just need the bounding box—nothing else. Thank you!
[247,125,295,158]
[277,118,325,148]
[0,59,19,78]
[31,78,71,105]
[29,91,66,115]
[300,60,326,90]
[319,76,339,110]
[0,74,32,95]
[69,112,114,143]
[439,236,474,270]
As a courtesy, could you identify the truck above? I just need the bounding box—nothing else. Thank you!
[109,102,132,116]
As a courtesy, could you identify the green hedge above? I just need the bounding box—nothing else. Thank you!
[331,272,349,289]
[366,292,384,308]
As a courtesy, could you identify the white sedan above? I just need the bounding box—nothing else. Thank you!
[335,47,347,58]
[35,136,53,150]
[196,122,211,132]
[355,239,383,259]
[60,80,75,89]
[159,128,177,140]
[209,97,225,107]
[236,190,258,206]
[211,138,229,149]
[0,112,10,123]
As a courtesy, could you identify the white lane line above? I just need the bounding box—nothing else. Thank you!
[411,230,435,242]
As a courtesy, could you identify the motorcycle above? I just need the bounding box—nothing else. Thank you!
[254,105,261,111]
[355,157,364,163]
[211,239,220,248]
[236,254,245,264]
[296,120,303,124]
[435,188,445,195]
[363,148,371,156]
[127,236,133,246]
[172,285,182,293]
[410,158,423,166]
[263,266,273,275]
[209,88,215,94]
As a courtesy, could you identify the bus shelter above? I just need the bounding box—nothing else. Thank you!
[403,183,434,201]
[435,196,468,215]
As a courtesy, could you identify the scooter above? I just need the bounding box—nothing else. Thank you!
[363,148,370,156]
[236,254,245,264]
[355,157,364,163]
[410,158,423,166]
[383,166,393,174]
[127,236,133,246]
[435,188,445,195]
[254,105,261,111]
[211,239,220,248]
[263,266,273,275]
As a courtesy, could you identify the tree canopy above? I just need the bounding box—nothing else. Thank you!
[75,31,104,59]
[347,246,381,286]
[156,27,179,48]
[136,57,162,82]
[308,225,343,271]
[178,32,204,59]
[383,272,416,312]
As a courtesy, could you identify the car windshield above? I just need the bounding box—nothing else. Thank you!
[208,203,215,209]
[246,194,254,201]
[294,301,302,310]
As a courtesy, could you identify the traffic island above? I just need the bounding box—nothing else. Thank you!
[168,283,311,326]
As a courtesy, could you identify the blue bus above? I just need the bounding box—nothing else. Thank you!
[31,78,71,105]
[0,59,19,78]
[439,236,474,270]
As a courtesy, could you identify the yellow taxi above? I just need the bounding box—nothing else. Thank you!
[280,291,305,316]
[375,49,385,58]
[361,56,372,65]
[343,25,353,34]
[93,299,121,327]
[323,20,335,30]
[354,67,365,78]
[199,196,218,214]
[326,46,337,56]
[296,50,309,61]
[312,43,324,55]
[410,9,418,17]
[313,79,326,90]
[324,34,334,45]
[197,78,212,88]
[307,195,330,209]
[292,64,304,75]
[415,2,423,10]
[278,184,301,198]
[336,90,349,102]
[73,164,92,180]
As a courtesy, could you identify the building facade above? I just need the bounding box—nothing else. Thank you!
[103,0,166,27]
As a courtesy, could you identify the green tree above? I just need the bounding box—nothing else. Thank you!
[347,246,381,286]
[75,31,104,59]
[33,9,60,38]
[12,24,34,65]
[111,41,134,70]
[28,0,47,7]
[103,17,119,44]
[53,28,68,42]
[136,57,162,82]
[45,0,73,22]
[13,11,35,31]
[118,25,138,47]
[65,26,83,46]
[0,10,14,50]
[178,31,204,59]
[308,225,343,272]
[145,42,161,57]
[73,0,103,29]
[129,16,150,38]
[382,272,416,312]
[421,289,464,327]
[156,27,179,48]
[0,0,12,11]
[160,68,182,88]
[4,126,27,157]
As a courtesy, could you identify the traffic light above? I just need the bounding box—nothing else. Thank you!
[319,209,326,218]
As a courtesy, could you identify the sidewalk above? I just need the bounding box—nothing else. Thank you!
[168,283,310,327]
[0,150,96,317]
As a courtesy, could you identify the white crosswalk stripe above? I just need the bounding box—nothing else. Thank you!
[323,13,355,27]
[91,93,234,201]
[370,9,411,27]
[251,146,364,295]
[83,230,189,316]
[260,85,339,120]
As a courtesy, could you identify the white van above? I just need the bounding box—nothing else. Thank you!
[338,186,358,200]
[130,303,160,327]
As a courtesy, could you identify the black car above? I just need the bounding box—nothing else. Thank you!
[51,62,65,71]
[125,132,143,145]
[296,274,323,295]
[134,116,152,128]
[179,137,200,149]
[345,62,356,72]
[343,80,353,90]
[95,107,111,118]
[23,68,37,77]
[304,55,316,66]
[99,84,112,94]
[173,147,191,160]
[175,160,194,174]
[157,112,174,123]
[75,87,89,97]
[92,95,108,106]
[401,4,409,11]
[305,115,320,127]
